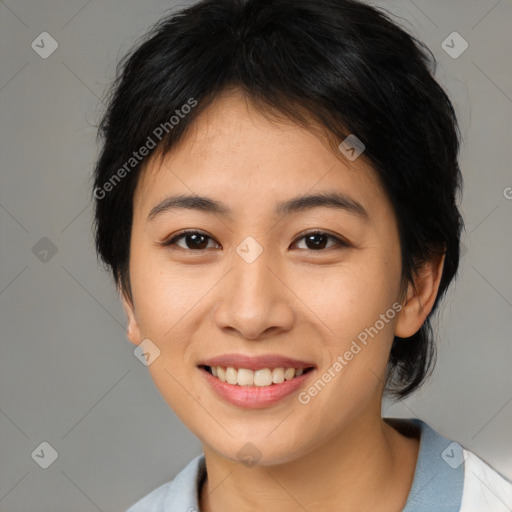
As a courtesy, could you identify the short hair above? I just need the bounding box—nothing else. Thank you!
[92,0,464,399]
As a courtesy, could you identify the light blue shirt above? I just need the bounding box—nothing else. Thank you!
[126,418,512,511]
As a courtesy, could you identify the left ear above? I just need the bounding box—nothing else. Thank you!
[395,250,445,338]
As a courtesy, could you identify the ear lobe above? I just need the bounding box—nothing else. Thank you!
[121,292,142,346]
[395,251,446,339]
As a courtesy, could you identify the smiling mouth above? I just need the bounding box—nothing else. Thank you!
[200,365,315,387]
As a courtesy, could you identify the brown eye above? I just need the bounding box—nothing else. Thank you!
[163,230,219,250]
[292,231,348,251]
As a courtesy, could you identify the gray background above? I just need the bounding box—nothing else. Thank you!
[0,0,511,510]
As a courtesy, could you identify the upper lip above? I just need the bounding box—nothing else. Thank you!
[200,354,316,371]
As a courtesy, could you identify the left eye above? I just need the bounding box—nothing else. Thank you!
[160,230,347,251]
[292,231,347,251]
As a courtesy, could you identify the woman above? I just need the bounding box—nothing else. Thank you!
[92,0,512,510]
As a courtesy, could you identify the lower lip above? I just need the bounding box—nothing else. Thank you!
[199,367,314,409]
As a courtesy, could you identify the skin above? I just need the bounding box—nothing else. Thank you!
[122,88,445,512]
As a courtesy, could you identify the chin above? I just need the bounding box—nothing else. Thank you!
[204,434,313,468]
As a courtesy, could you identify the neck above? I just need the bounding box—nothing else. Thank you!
[199,415,419,512]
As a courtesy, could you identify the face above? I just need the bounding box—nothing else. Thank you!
[123,89,419,466]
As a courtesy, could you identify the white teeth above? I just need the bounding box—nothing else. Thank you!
[272,368,285,384]
[207,366,308,386]
[254,368,273,386]
[225,366,238,385]
[284,368,296,380]
[237,368,254,386]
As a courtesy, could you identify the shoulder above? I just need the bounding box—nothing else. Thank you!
[387,417,511,512]
[125,454,205,512]
[459,448,512,512]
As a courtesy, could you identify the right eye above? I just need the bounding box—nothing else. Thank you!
[160,230,220,251]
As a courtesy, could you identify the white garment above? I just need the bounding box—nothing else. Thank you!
[459,449,512,511]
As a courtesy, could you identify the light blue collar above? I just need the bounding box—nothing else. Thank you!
[399,418,464,511]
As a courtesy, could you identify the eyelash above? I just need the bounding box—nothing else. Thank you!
[159,229,350,252]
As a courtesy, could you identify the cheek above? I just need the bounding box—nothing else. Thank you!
[294,253,401,397]
[296,258,400,337]
[129,249,203,337]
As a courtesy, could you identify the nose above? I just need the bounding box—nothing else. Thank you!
[213,245,295,340]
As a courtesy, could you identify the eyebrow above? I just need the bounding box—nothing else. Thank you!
[147,191,369,222]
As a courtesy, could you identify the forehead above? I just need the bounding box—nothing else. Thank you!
[133,90,390,224]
